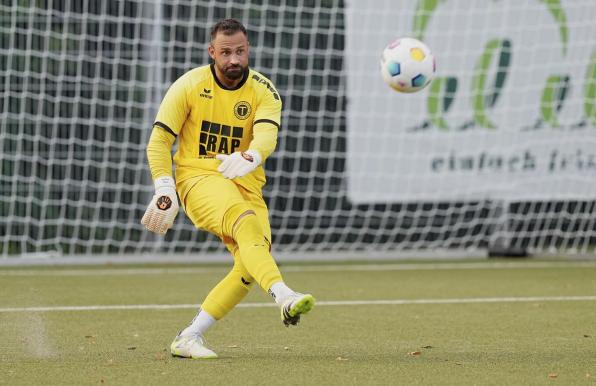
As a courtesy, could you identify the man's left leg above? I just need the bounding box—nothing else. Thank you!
[171,252,254,359]
[171,175,253,359]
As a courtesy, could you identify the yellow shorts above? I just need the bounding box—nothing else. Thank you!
[177,175,272,251]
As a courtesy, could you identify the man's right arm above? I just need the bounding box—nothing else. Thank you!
[142,127,179,235]
[141,74,190,234]
[147,73,190,179]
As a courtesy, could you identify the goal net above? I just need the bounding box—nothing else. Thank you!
[1,0,595,260]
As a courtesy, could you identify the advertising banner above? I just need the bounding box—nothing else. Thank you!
[346,0,596,202]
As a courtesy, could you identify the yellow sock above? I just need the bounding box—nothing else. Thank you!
[200,260,254,320]
[223,204,283,291]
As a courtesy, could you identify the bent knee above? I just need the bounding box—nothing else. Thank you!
[222,203,257,238]
[232,210,255,231]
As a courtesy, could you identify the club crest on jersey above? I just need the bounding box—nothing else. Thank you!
[234,101,251,120]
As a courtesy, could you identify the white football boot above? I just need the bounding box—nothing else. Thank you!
[170,334,217,359]
[281,293,316,327]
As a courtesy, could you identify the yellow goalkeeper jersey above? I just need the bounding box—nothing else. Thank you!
[147,64,281,193]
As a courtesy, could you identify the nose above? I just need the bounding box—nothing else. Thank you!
[229,54,240,65]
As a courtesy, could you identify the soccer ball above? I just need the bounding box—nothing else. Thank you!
[380,37,435,93]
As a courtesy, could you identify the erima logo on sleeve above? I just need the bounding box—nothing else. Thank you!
[251,74,280,100]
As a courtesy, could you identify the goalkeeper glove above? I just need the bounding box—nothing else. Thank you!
[141,176,179,234]
[215,150,261,179]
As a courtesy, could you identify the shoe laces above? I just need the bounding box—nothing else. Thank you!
[177,333,207,346]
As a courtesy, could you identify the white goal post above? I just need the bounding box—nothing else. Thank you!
[1,0,595,260]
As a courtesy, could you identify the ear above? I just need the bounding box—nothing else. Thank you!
[208,44,215,61]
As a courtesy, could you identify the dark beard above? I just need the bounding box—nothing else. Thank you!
[223,65,245,80]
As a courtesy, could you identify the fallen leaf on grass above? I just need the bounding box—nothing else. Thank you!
[408,351,421,356]
[127,347,136,350]
[284,347,290,350]
[336,356,349,361]
[422,346,433,349]
[227,345,239,348]
[586,373,591,379]
[84,335,96,339]
[154,349,167,361]
[583,334,591,338]
[548,373,558,379]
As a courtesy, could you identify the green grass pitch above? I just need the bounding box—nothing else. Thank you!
[1,259,595,385]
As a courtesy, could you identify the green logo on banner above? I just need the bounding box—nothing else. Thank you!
[410,0,594,131]
[413,0,568,54]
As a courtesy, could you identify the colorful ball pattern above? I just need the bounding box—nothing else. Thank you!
[380,37,435,93]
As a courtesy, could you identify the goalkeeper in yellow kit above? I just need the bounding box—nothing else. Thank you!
[141,19,315,359]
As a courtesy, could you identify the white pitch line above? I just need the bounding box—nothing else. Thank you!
[1,261,596,277]
[2,295,596,313]
[0,267,227,276]
[316,296,596,306]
